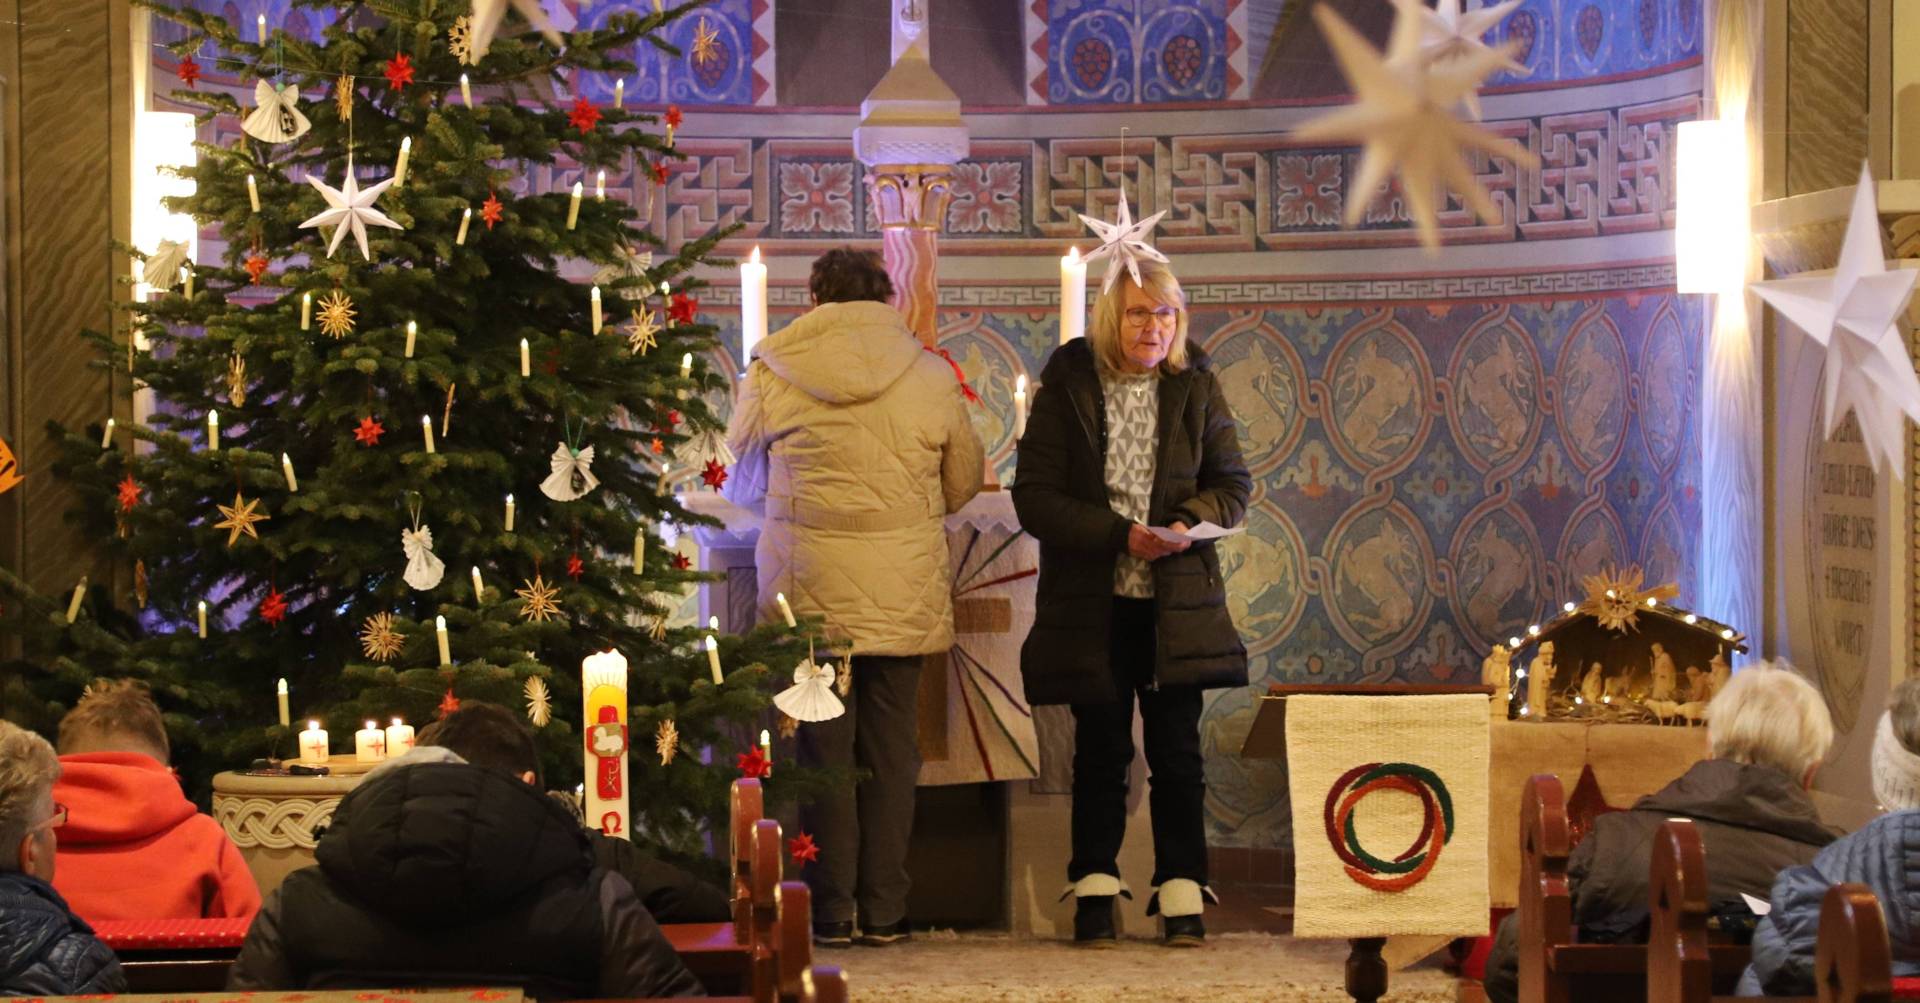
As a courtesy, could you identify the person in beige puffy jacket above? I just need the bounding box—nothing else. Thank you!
[725,248,983,947]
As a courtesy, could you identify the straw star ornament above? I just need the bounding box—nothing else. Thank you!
[214,492,270,546]
[516,574,563,622]
[299,167,403,261]
[1077,189,1168,294]
[627,308,661,355]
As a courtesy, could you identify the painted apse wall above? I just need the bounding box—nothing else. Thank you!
[155,0,1708,852]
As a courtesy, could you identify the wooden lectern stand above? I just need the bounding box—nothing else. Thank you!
[1241,682,1494,1003]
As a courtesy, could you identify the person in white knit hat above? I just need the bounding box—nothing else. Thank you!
[1740,677,1920,995]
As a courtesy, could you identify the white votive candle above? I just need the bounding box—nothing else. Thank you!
[282,452,298,492]
[705,635,722,685]
[435,615,451,665]
[566,182,583,230]
[385,718,415,756]
[776,592,796,628]
[276,678,290,727]
[355,720,387,762]
[421,414,435,453]
[298,720,328,764]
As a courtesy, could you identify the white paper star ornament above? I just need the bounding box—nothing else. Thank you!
[468,0,564,62]
[1295,0,1538,252]
[1076,188,1169,294]
[299,166,403,261]
[1415,0,1526,118]
[1750,162,1920,477]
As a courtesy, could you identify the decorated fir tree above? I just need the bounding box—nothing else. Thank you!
[0,0,818,857]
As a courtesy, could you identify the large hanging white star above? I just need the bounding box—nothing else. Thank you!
[1415,0,1525,118]
[298,166,403,261]
[1751,162,1920,477]
[1077,188,1169,294]
[468,0,563,62]
[1294,0,1538,252]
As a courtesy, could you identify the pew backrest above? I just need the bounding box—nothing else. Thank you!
[1648,819,1713,1003]
[732,779,765,943]
[776,881,813,1003]
[1520,773,1575,1003]
[1816,884,1893,1003]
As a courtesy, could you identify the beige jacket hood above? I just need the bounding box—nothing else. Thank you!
[726,301,984,655]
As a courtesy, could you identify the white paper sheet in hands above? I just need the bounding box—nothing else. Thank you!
[243,80,312,144]
[401,524,446,590]
[773,659,845,723]
[1741,893,1772,916]
[1146,521,1245,544]
[539,442,599,501]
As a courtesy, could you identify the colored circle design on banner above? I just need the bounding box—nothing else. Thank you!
[1322,762,1455,893]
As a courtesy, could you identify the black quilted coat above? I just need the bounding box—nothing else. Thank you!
[1012,338,1252,705]
[0,870,125,996]
[226,761,703,1000]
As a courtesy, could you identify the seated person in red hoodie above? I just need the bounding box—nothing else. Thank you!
[53,680,262,922]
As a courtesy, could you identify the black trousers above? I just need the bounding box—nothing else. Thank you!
[796,654,923,926]
[1067,597,1208,889]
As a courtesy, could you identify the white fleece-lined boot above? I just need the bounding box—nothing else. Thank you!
[1146,878,1217,947]
[1060,874,1131,947]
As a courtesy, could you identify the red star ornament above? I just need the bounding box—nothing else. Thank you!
[566,552,585,580]
[649,437,665,455]
[736,746,770,779]
[668,294,698,326]
[117,474,142,513]
[354,416,385,446]
[788,832,819,865]
[244,253,270,285]
[259,587,289,626]
[480,192,504,229]
[384,52,415,90]
[438,688,461,717]
[177,55,201,88]
[664,106,683,130]
[568,97,600,134]
[701,460,728,489]
[650,161,669,185]
[670,553,691,571]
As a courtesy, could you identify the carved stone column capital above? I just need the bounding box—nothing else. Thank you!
[864,165,955,232]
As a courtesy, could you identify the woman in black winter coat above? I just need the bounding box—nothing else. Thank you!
[1012,259,1251,947]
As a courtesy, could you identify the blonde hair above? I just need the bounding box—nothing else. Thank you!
[0,721,60,861]
[1087,260,1190,378]
[59,679,169,761]
[1706,661,1833,781]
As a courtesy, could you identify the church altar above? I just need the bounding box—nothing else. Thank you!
[210,756,378,896]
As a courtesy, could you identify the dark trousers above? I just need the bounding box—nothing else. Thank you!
[796,653,923,926]
[1068,597,1208,889]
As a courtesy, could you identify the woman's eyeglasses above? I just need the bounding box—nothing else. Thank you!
[1123,306,1179,328]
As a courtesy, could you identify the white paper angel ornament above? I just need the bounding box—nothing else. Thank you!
[540,442,600,501]
[243,79,312,144]
[773,648,846,723]
[678,425,735,472]
[142,240,192,289]
[401,520,446,591]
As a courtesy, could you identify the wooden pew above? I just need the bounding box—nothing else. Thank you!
[660,778,764,992]
[776,882,815,1003]
[1518,773,1748,1003]
[93,918,250,992]
[1648,818,1893,1003]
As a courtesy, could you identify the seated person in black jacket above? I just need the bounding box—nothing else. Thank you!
[227,706,704,999]
[416,702,731,923]
[0,720,126,996]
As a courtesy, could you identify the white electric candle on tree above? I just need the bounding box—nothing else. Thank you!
[520,338,530,376]
[206,409,219,450]
[456,207,472,245]
[566,182,583,230]
[355,720,387,762]
[435,615,451,665]
[197,600,207,638]
[471,565,485,603]
[459,73,471,107]
[680,352,692,381]
[776,592,796,628]
[582,649,631,840]
[405,320,417,358]
[760,728,772,773]
[1060,246,1087,344]
[591,285,603,334]
[596,170,606,201]
[1014,374,1028,439]
[256,13,266,41]
[740,246,767,370]
[182,265,193,300]
[421,414,436,453]
[704,635,723,685]
[394,137,412,187]
[300,292,312,330]
[504,493,516,532]
[100,418,114,450]
[298,721,328,764]
[65,579,86,623]
[276,678,290,727]
[386,718,415,756]
[247,174,261,213]
[281,452,298,492]
[613,78,624,109]
[632,524,644,571]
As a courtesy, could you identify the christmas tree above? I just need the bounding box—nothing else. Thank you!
[0,0,819,859]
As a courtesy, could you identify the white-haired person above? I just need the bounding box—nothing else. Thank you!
[1739,677,1920,994]
[1483,661,1841,1003]
[1012,258,1251,946]
[0,720,125,995]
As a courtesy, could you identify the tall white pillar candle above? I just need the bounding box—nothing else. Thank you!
[276,678,290,727]
[704,635,723,685]
[581,649,631,839]
[1060,246,1087,345]
[456,207,472,245]
[1014,374,1028,439]
[281,452,298,492]
[435,615,451,665]
[566,182,583,230]
[739,246,767,370]
[355,720,387,762]
[421,415,436,453]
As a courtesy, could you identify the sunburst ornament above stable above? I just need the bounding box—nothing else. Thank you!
[1077,188,1168,294]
